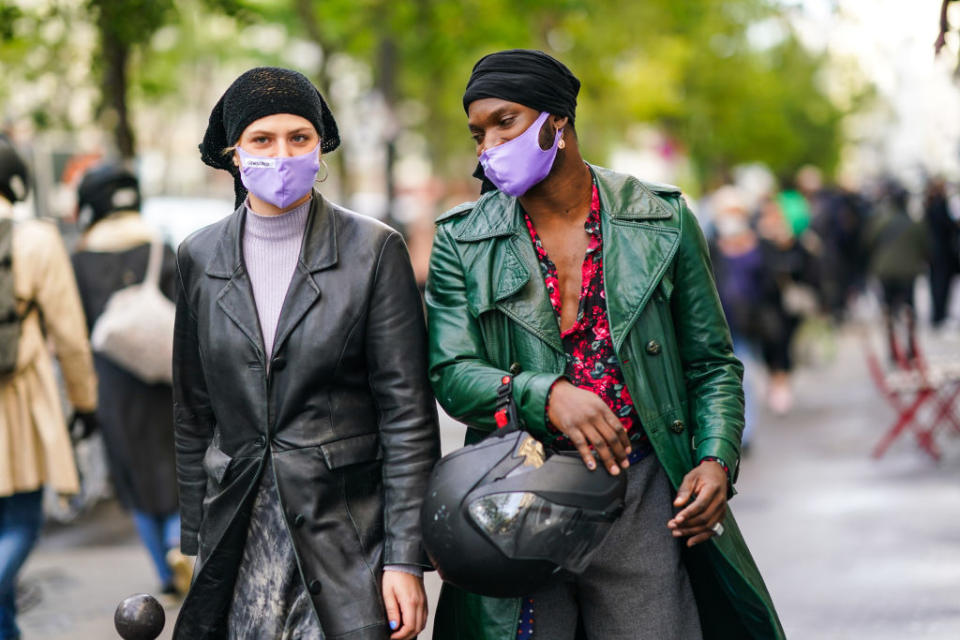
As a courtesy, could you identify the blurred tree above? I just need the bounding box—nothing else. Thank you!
[0,0,252,158]
[272,0,849,189]
[0,0,857,191]
[87,0,176,158]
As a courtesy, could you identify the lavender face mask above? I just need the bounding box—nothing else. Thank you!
[479,112,563,197]
[236,142,321,209]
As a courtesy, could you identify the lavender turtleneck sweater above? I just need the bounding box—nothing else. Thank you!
[242,198,309,358]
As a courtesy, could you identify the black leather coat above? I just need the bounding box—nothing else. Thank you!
[171,193,440,639]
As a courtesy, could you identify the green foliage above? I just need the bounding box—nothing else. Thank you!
[275,0,849,184]
[0,0,856,187]
[86,0,176,46]
[0,3,22,41]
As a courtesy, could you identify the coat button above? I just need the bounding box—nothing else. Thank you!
[272,356,287,371]
[308,579,322,594]
[646,340,662,356]
[670,420,685,434]
[509,362,522,376]
[255,435,266,447]
[293,514,305,528]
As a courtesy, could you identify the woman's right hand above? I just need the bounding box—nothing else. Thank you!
[546,380,632,475]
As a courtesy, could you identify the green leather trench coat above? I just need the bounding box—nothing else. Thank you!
[424,165,784,639]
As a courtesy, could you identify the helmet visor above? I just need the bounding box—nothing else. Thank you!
[467,491,618,574]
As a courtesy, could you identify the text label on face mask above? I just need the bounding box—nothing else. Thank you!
[243,157,277,169]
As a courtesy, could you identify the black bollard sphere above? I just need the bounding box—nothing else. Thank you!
[114,593,165,640]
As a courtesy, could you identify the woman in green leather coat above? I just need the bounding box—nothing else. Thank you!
[425,50,784,639]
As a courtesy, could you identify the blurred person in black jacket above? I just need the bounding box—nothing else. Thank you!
[810,187,870,320]
[864,180,930,364]
[70,164,189,595]
[755,195,821,414]
[924,178,959,327]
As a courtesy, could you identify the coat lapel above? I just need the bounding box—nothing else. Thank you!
[204,193,337,363]
[457,194,563,354]
[602,217,680,352]
[593,166,682,351]
[205,208,266,361]
[494,233,564,354]
[270,196,337,359]
[452,166,682,357]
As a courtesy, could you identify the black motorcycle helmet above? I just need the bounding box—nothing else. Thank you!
[0,134,29,204]
[422,378,627,598]
[76,164,141,230]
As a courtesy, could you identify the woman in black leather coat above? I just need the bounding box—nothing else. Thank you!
[171,67,439,640]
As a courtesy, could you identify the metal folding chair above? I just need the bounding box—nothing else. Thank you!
[863,336,960,461]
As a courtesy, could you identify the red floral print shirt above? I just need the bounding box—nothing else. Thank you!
[522,181,651,457]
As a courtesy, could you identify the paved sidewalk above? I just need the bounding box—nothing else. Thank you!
[15,325,960,639]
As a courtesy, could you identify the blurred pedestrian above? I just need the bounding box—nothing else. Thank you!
[864,181,930,364]
[172,67,439,639]
[776,180,812,238]
[708,186,777,449]
[427,49,783,640]
[0,134,98,640]
[755,196,820,414]
[924,177,959,328]
[70,164,188,596]
[810,186,870,321]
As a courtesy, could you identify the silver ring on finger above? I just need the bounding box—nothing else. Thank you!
[711,522,724,536]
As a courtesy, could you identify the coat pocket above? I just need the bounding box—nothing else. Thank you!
[319,432,382,470]
[202,443,234,485]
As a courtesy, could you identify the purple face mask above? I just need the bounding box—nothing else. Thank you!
[236,142,321,209]
[479,112,563,197]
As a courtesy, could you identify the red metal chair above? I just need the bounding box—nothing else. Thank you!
[863,334,960,461]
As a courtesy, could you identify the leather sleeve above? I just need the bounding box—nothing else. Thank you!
[425,224,562,439]
[365,233,440,567]
[172,243,215,555]
[670,198,744,483]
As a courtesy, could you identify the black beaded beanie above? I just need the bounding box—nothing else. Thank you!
[199,67,339,207]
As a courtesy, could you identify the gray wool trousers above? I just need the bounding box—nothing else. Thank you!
[527,454,703,639]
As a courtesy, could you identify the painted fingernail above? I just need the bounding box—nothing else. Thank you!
[621,459,630,468]
[587,460,596,470]
[389,620,399,630]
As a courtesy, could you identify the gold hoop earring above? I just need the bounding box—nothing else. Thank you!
[316,158,329,183]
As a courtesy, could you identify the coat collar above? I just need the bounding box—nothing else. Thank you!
[203,191,337,362]
[453,165,681,354]
[454,164,675,242]
[205,190,338,279]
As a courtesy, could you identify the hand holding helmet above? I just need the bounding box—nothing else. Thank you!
[421,376,627,598]
[547,379,632,475]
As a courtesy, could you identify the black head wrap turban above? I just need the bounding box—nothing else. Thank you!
[462,49,580,123]
[200,66,339,208]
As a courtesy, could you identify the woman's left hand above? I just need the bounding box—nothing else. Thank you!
[382,570,428,639]
[667,460,729,547]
